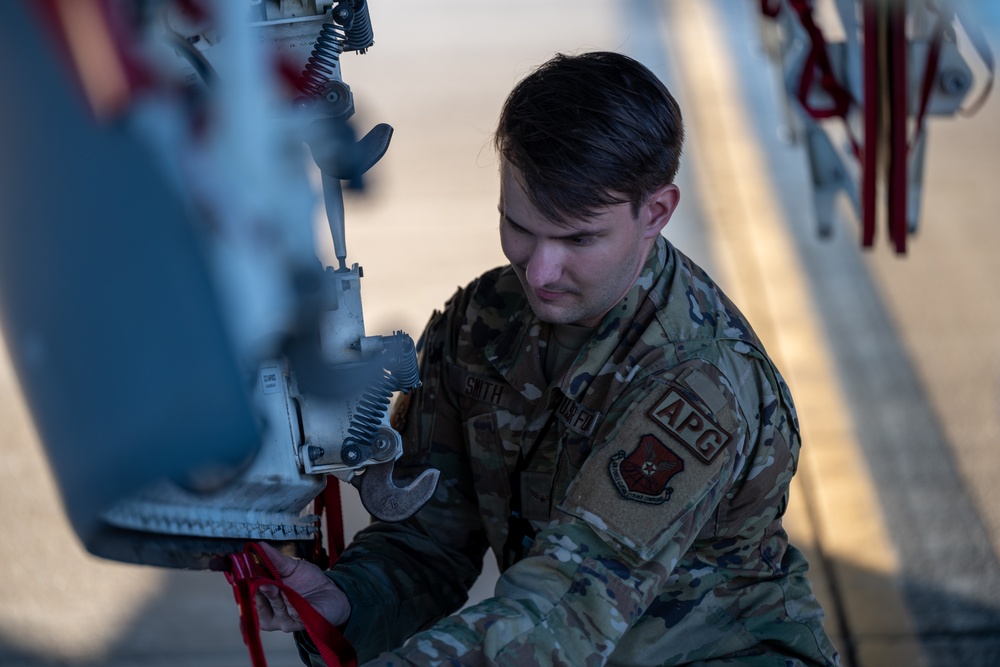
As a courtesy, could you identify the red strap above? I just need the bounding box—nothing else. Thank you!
[312,477,346,568]
[887,0,909,254]
[226,543,358,667]
[786,0,855,120]
[778,0,863,163]
[861,0,879,248]
[226,548,270,667]
[910,1,950,151]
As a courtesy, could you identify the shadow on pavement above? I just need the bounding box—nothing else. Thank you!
[1,555,999,666]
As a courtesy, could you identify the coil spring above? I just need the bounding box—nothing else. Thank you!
[300,22,347,98]
[344,332,420,451]
[387,332,420,390]
[344,1,374,53]
[346,368,394,446]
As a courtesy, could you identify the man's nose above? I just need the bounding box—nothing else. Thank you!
[524,242,562,288]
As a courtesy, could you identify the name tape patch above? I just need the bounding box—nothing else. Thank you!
[648,387,731,464]
[464,375,505,404]
[448,364,507,406]
[556,395,600,437]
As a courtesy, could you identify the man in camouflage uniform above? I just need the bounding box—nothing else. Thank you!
[257,51,841,666]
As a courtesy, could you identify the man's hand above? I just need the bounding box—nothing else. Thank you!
[254,542,351,632]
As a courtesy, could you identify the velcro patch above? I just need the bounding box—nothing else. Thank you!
[447,364,507,406]
[556,394,600,437]
[648,386,731,464]
[608,434,684,504]
[558,363,744,563]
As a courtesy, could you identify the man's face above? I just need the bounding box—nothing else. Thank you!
[499,161,658,327]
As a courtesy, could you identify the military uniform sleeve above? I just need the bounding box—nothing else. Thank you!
[355,353,787,666]
[560,359,750,564]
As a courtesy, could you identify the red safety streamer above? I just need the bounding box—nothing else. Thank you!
[226,542,357,667]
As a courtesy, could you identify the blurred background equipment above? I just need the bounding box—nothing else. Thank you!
[757,0,993,253]
[0,0,437,571]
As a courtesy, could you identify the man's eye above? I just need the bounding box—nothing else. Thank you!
[505,218,526,233]
[569,235,595,246]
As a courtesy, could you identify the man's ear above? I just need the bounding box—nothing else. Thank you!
[641,183,681,239]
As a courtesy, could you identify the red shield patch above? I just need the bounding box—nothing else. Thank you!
[608,434,684,504]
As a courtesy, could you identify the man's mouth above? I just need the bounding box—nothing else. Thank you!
[533,287,571,301]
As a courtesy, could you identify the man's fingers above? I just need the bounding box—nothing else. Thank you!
[255,542,300,578]
[256,585,304,633]
[255,590,275,625]
[250,543,345,630]
[257,584,284,615]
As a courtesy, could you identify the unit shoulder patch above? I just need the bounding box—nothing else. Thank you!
[608,434,685,504]
[558,363,745,562]
[647,385,731,464]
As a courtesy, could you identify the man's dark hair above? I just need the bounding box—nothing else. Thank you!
[495,51,684,224]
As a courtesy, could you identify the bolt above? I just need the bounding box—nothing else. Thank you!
[373,434,391,453]
[308,445,326,462]
[334,5,352,24]
[939,69,969,96]
[342,444,362,465]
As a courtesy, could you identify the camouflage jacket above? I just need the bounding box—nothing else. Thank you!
[300,236,840,666]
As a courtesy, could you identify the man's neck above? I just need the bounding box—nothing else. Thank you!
[544,322,597,381]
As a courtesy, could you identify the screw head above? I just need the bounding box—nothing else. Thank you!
[342,444,362,465]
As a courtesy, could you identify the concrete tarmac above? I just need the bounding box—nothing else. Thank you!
[1,1,999,665]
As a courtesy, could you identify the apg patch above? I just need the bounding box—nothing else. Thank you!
[648,386,731,464]
[608,434,684,504]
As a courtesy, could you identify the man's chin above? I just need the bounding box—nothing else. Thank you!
[529,301,578,326]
